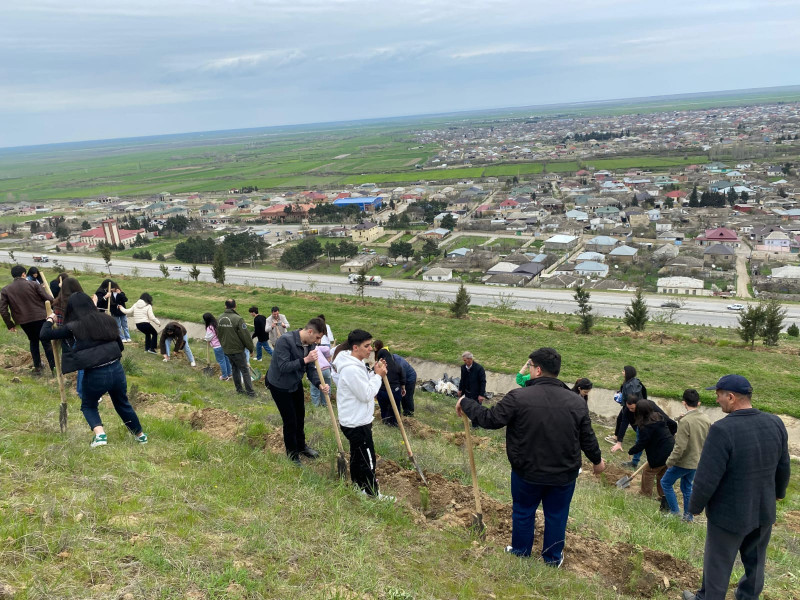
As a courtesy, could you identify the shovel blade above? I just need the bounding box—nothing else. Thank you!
[337,453,348,480]
[471,513,486,537]
[615,475,632,489]
[59,403,67,433]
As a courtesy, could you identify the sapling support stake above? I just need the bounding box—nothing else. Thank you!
[315,360,348,479]
[381,374,427,486]
[460,401,485,536]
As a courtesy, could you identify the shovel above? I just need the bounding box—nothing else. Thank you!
[315,360,348,479]
[381,374,427,486]
[616,462,647,489]
[460,404,485,536]
[45,301,68,433]
[202,342,216,376]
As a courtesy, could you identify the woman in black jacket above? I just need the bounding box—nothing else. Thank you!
[41,292,147,448]
[159,321,196,366]
[627,399,675,505]
[373,339,405,426]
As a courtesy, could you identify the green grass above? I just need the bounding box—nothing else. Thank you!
[114,236,189,259]
[486,237,526,250]
[32,271,800,417]
[443,236,491,250]
[1,325,798,600]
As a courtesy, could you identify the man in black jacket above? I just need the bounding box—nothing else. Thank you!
[458,351,486,428]
[457,347,605,567]
[266,317,329,465]
[249,306,271,360]
[683,375,790,600]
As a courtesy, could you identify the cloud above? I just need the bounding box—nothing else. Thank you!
[198,50,306,76]
[450,44,554,60]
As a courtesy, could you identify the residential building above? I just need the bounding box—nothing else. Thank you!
[657,276,710,296]
[544,234,579,251]
[423,268,454,282]
[608,245,639,264]
[695,227,741,248]
[585,235,619,254]
[350,221,384,244]
[703,244,736,266]
[574,261,609,278]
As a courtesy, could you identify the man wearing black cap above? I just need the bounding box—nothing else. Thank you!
[682,375,790,600]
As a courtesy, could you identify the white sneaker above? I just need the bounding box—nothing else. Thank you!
[377,493,395,502]
[163,357,169,362]
[190,361,196,367]
[122,339,131,343]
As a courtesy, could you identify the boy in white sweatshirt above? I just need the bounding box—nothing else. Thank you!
[332,329,388,497]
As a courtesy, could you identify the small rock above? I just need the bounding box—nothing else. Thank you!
[56,551,70,559]
[74,513,84,522]
[663,576,670,589]
[0,582,16,599]
[10,377,20,384]
[122,593,135,600]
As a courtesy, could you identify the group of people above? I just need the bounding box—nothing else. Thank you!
[1,264,793,600]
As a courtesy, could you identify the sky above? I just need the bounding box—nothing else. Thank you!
[1,0,800,148]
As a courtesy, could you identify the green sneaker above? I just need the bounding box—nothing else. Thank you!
[90,433,107,448]
[136,432,148,444]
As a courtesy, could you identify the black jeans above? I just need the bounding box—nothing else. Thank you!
[376,384,401,426]
[402,380,416,416]
[341,423,379,495]
[268,384,306,457]
[226,352,253,394]
[696,521,772,600]
[135,322,158,352]
[80,360,142,435]
[21,319,54,370]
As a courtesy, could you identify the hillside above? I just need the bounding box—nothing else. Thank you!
[0,310,798,599]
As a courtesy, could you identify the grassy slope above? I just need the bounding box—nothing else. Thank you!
[80,274,800,418]
[0,326,798,600]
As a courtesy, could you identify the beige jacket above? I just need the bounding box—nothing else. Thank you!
[120,299,161,327]
[665,408,712,469]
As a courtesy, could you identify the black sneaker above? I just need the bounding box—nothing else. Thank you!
[300,446,319,459]
[659,497,670,513]
[289,454,302,467]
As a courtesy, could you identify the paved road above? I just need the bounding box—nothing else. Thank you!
[4,250,798,329]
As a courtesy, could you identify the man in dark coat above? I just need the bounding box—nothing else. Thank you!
[682,375,790,600]
[458,351,486,427]
[458,347,605,567]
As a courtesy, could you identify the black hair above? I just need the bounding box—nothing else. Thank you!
[332,329,372,362]
[225,299,236,309]
[306,317,325,334]
[682,388,700,407]
[11,265,26,278]
[203,312,218,329]
[634,399,663,428]
[27,266,42,280]
[64,292,120,341]
[528,347,561,377]
[625,393,642,406]
[623,366,637,381]
[249,306,259,314]
[140,292,153,305]
[99,278,117,289]
[271,306,280,313]
[572,378,593,393]
[54,277,84,313]
[161,322,183,340]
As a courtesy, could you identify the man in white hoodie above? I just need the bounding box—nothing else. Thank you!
[332,329,388,497]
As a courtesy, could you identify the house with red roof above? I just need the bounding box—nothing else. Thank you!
[79,219,146,248]
[695,227,741,248]
[499,199,518,209]
[260,203,314,223]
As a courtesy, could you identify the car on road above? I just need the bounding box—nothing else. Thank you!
[726,303,744,311]
[172,266,182,271]
[660,301,681,309]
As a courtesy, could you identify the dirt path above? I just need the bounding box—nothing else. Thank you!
[736,254,752,298]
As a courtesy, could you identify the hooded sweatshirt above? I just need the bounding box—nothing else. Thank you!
[332,350,383,428]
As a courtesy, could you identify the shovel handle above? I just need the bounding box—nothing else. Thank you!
[382,374,427,485]
[45,301,68,432]
[629,462,648,480]
[461,410,482,515]
[315,360,345,455]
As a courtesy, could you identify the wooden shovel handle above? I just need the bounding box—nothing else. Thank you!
[381,374,415,459]
[461,411,482,515]
[315,360,345,454]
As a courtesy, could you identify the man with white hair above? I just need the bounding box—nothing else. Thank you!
[458,351,486,427]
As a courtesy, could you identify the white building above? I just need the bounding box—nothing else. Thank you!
[656,276,711,296]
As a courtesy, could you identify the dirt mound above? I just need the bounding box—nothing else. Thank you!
[189,408,243,441]
[781,510,800,534]
[131,391,194,421]
[376,459,698,597]
[402,417,490,448]
[2,350,33,372]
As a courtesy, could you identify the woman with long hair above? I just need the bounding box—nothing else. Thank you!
[26,266,53,298]
[203,312,231,380]
[372,339,405,427]
[41,292,147,447]
[628,399,675,507]
[159,321,195,366]
[119,292,160,353]
[571,378,593,401]
[52,276,87,396]
[331,329,390,499]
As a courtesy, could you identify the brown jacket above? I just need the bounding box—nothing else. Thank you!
[665,408,712,469]
[0,277,51,328]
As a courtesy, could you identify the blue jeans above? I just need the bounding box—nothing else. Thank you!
[76,369,84,399]
[660,466,696,518]
[80,360,142,435]
[631,429,642,466]
[255,340,272,359]
[115,315,130,341]
[213,346,232,378]
[309,368,332,407]
[165,334,194,364]
[509,471,576,564]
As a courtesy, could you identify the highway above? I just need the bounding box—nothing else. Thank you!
[4,250,798,329]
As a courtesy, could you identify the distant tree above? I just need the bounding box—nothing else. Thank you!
[740,191,749,202]
[30,221,41,234]
[212,247,226,284]
[65,241,73,251]
[727,187,738,206]
[631,196,639,207]
[689,186,699,208]
[389,199,396,210]
[440,214,456,230]
[624,288,649,331]
[11,223,17,233]
[189,265,201,282]
[787,323,799,337]
[450,283,471,319]
[55,224,70,240]
[132,249,152,260]
[574,286,594,334]
[156,253,166,262]
[664,197,674,209]
[164,215,190,233]
[338,240,358,259]
[81,220,91,230]
[421,238,440,258]
[761,298,786,346]
[99,244,113,274]
[159,263,170,279]
[284,205,293,214]
[8,250,15,263]
[389,241,414,262]
[355,266,367,304]
[738,304,764,349]
[778,187,788,198]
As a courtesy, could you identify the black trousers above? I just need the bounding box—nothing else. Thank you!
[269,384,306,457]
[696,521,772,600]
[227,352,253,394]
[402,380,416,416]
[376,384,401,425]
[341,423,379,495]
[21,319,54,370]
[135,322,158,352]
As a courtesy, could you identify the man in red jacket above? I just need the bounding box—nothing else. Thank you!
[0,265,55,374]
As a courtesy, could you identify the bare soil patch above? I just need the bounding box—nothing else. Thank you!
[189,408,243,441]
[780,510,800,534]
[403,417,490,448]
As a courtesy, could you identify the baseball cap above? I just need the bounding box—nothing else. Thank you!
[705,374,752,395]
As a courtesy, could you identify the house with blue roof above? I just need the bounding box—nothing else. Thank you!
[333,196,383,211]
[586,235,620,254]
[574,261,609,278]
[608,245,639,264]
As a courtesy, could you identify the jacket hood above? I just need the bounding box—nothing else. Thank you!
[333,350,365,373]
[132,298,148,309]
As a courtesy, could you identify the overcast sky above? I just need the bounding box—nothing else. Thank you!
[1,0,799,148]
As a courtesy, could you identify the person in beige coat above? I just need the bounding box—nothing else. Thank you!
[660,388,712,521]
[119,292,161,353]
